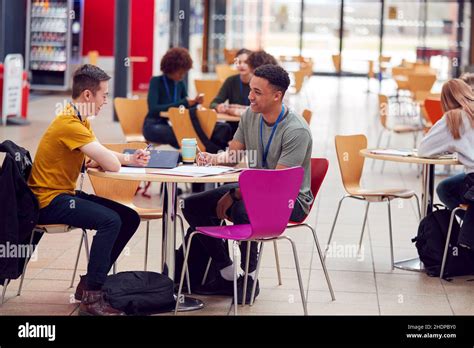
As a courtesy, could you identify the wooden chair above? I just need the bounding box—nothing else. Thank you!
[87,142,190,288]
[168,107,217,151]
[324,134,421,270]
[223,48,239,65]
[408,73,437,101]
[302,109,312,124]
[114,97,148,142]
[216,64,238,82]
[292,70,306,94]
[332,54,341,73]
[194,79,222,109]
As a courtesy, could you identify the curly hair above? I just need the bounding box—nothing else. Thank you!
[253,64,290,95]
[160,47,193,74]
[246,50,278,70]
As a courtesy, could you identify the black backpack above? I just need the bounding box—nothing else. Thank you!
[412,205,474,278]
[102,271,175,315]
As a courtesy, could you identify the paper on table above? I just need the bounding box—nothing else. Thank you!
[370,149,415,157]
[113,167,147,174]
[150,165,241,177]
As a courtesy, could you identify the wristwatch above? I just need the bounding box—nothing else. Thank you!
[229,188,239,201]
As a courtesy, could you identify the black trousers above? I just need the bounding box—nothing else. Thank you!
[182,184,306,273]
[38,191,140,290]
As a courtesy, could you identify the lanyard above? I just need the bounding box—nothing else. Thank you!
[239,78,250,106]
[260,105,285,168]
[70,102,82,121]
[162,75,178,103]
[70,102,86,191]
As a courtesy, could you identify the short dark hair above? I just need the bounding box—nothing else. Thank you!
[253,64,290,96]
[235,48,252,58]
[247,50,278,70]
[72,64,111,99]
[160,47,193,74]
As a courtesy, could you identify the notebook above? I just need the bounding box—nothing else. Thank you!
[123,149,180,169]
[151,165,244,177]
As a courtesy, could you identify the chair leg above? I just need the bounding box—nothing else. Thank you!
[440,207,460,279]
[175,232,197,314]
[273,240,283,286]
[70,230,85,288]
[1,279,9,304]
[413,194,422,220]
[17,229,37,296]
[201,257,212,286]
[302,223,336,301]
[358,202,371,254]
[232,240,239,316]
[242,241,251,307]
[144,221,150,271]
[250,242,264,306]
[324,195,348,261]
[177,214,191,294]
[281,236,308,315]
[387,199,395,270]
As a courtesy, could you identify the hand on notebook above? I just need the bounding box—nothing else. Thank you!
[131,149,151,167]
[196,152,216,166]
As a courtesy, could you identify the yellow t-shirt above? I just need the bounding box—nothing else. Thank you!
[28,105,96,209]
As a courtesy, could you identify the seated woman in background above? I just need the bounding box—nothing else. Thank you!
[418,79,474,246]
[428,75,474,211]
[143,47,231,149]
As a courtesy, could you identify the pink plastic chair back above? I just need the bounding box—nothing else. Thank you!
[239,167,304,239]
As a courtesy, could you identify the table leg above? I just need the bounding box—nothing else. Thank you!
[394,164,434,272]
[162,182,203,312]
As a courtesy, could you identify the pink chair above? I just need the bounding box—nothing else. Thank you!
[175,167,306,315]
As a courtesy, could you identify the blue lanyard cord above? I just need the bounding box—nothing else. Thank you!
[260,105,285,168]
[162,76,178,103]
[70,102,82,121]
[239,78,250,106]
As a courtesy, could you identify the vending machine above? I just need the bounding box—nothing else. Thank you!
[25,0,83,91]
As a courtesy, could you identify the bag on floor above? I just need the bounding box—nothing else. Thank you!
[102,271,175,315]
[412,205,474,278]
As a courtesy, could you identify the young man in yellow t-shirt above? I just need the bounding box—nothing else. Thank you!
[28,64,150,316]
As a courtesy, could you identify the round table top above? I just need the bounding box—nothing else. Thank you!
[87,168,240,184]
[360,149,460,165]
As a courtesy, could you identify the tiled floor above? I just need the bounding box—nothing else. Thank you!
[1,76,471,316]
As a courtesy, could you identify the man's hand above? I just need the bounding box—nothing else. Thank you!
[216,192,233,220]
[85,159,100,168]
[196,152,216,166]
[131,149,150,167]
[216,103,228,113]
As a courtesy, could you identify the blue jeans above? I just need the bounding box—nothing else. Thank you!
[436,173,466,210]
[38,191,140,290]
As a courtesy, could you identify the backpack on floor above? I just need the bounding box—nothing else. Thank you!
[102,271,175,315]
[412,205,474,278]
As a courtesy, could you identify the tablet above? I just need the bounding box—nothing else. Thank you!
[123,149,180,169]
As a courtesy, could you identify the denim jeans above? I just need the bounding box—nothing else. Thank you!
[436,173,466,210]
[38,191,140,290]
[182,183,307,273]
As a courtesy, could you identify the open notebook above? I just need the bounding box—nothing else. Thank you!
[370,149,457,160]
[150,165,243,177]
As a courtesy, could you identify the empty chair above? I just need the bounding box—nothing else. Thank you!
[175,167,310,315]
[407,73,437,99]
[302,109,312,125]
[216,64,238,82]
[292,70,306,94]
[325,135,421,270]
[223,48,239,65]
[332,54,341,73]
[167,107,217,151]
[194,79,222,109]
[114,98,148,143]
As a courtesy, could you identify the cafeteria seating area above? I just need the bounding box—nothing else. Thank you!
[0,0,474,317]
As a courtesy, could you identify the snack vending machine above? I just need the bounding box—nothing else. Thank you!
[25,0,83,91]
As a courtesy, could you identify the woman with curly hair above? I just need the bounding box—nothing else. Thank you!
[144,47,231,150]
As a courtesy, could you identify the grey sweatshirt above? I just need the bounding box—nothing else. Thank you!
[418,111,474,173]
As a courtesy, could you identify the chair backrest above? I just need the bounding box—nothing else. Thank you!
[216,64,238,82]
[298,158,329,219]
[332,54,341,73]
[223,48,238,65]
[167,107,217,151]
[378,94,389,128]
[239,167,304,239]
[194,79,222,109]
[114,98,148,139]
[293,70,305,93]
[302,109,312,124]
[87,142,146,205]
[407,73,437,94]
[424,98,444,125]
[334,134,366,195]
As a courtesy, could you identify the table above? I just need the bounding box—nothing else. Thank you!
[161,110,241,123]
[88,168,240,310]
[360,149,459,271]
